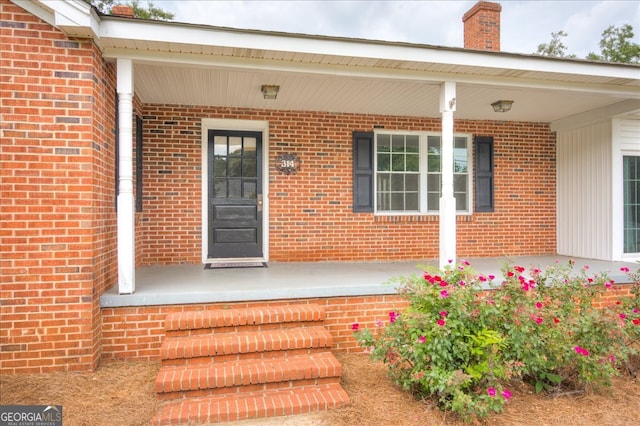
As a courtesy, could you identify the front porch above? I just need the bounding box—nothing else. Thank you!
[100,255,638,308]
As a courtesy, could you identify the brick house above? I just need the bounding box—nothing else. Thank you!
[2,0,639,385]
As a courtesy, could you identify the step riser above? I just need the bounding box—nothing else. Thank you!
[157,377,342,401]
[166,321,320,337]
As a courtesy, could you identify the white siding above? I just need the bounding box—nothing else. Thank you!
[556,121,613,260]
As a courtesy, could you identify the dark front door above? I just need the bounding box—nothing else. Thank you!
[208,130,263,259]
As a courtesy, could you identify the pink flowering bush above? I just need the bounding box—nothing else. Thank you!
[353,260,640,423]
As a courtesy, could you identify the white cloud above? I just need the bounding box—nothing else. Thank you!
[156,0,640,58]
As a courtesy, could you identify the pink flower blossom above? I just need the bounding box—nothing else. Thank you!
[535,302,543,309]
[605,281,612,288]
[620,266,630,273]
[389,311,398,323]
[502,389,512,399]
[437,319,446,326]
[609,355,617,363]
[620,313,627,320]
[553,318,560,324]
[583,265,589,270]
[574,346,589,356]
[633,319,640,325]
[534,317,543,324]
[375,319,384,327]
[633,308,639,314]
[478,275,487,282]
[458,280,466,286]
[351,323,359,331]
[439,280,448,287]
[440,310,448,317]
[440,290,449,298]
[487,387,496,397]
[507,271,514,277]
[515,266,525,273]
[488,274,495,280]
[418,336,426,343]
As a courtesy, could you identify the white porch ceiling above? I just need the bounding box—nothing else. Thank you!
[132,63,637,123]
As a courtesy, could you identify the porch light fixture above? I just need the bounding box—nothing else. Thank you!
[491,100,514,113]
[261,85,279,100]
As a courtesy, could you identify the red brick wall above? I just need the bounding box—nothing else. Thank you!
[101,283,633,362]
[0,0,117,373]
[138,105,556,265]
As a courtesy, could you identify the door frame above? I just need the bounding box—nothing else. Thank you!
[201,118,269,263]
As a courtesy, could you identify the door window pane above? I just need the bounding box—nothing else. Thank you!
[214,136,227,156]
[229,137,242,156]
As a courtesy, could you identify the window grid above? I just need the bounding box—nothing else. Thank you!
[623,155,640,253]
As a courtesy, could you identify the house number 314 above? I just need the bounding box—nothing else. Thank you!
[275,153,301,175]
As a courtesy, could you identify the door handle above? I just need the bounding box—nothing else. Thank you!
[257,194,263,212]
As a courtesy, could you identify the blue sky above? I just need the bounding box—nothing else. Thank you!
[151,0,640,58]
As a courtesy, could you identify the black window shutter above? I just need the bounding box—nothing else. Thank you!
[475,136,494,212]
[353,131,374,212]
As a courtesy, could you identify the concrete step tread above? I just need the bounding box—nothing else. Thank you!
[160,326,333,360]
[151,383,350,425]
[165,304,325,332]
[155,352,342,394]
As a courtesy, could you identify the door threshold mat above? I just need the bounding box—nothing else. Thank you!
[205,262,267,269]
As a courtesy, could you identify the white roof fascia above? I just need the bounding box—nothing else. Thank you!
[98,18,640,82]
[551,99,640,131]
[101,47,640,99]
[13,0,100,40]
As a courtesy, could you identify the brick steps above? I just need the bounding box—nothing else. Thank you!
[151,305,349,424]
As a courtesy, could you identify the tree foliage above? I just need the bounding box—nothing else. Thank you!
[90,0,174,21]
[586,24,640,64]
[535,24,640,64]
[536,30,576,58]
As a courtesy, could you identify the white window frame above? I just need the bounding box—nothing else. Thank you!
[373,130,473,215]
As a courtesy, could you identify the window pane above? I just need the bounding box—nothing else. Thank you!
[427,174,441,192]
[377,153,390,171]
[428,136,441,172]
[213,157,227,177]
[406,153,419,172]
[454,174,467,193]
[406,135,419,152]
[214,136,227,156]
[391,193,404,210]
[455,192,467,211]
[391,174,404,191]
[228,158,242,177]
[243,180,257,199]
[391,135,405,152]
[244,137,256,153]
[213,178,226,198]
[378,134,391,152]
[228,178,241,198]
[377,174,391,192]
[454,137,468,173]
[391,154,405,171]
[229,137,242,156]
[243,158,257,177]
[428,193,439,211]
[406,174,419,192]
[406,192,419,210]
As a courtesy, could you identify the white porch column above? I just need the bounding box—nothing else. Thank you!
[117,58,135,294]
[439,82,457,269]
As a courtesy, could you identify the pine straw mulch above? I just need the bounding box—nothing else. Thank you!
[1,354,638,426]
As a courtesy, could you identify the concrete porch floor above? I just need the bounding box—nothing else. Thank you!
[99,255,638,308]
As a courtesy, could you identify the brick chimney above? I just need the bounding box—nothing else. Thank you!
[111,5,135,18]
[462,1,502,51]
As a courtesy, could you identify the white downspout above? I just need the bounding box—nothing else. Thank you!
[116,58,135,294]
[439,81,457,269]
